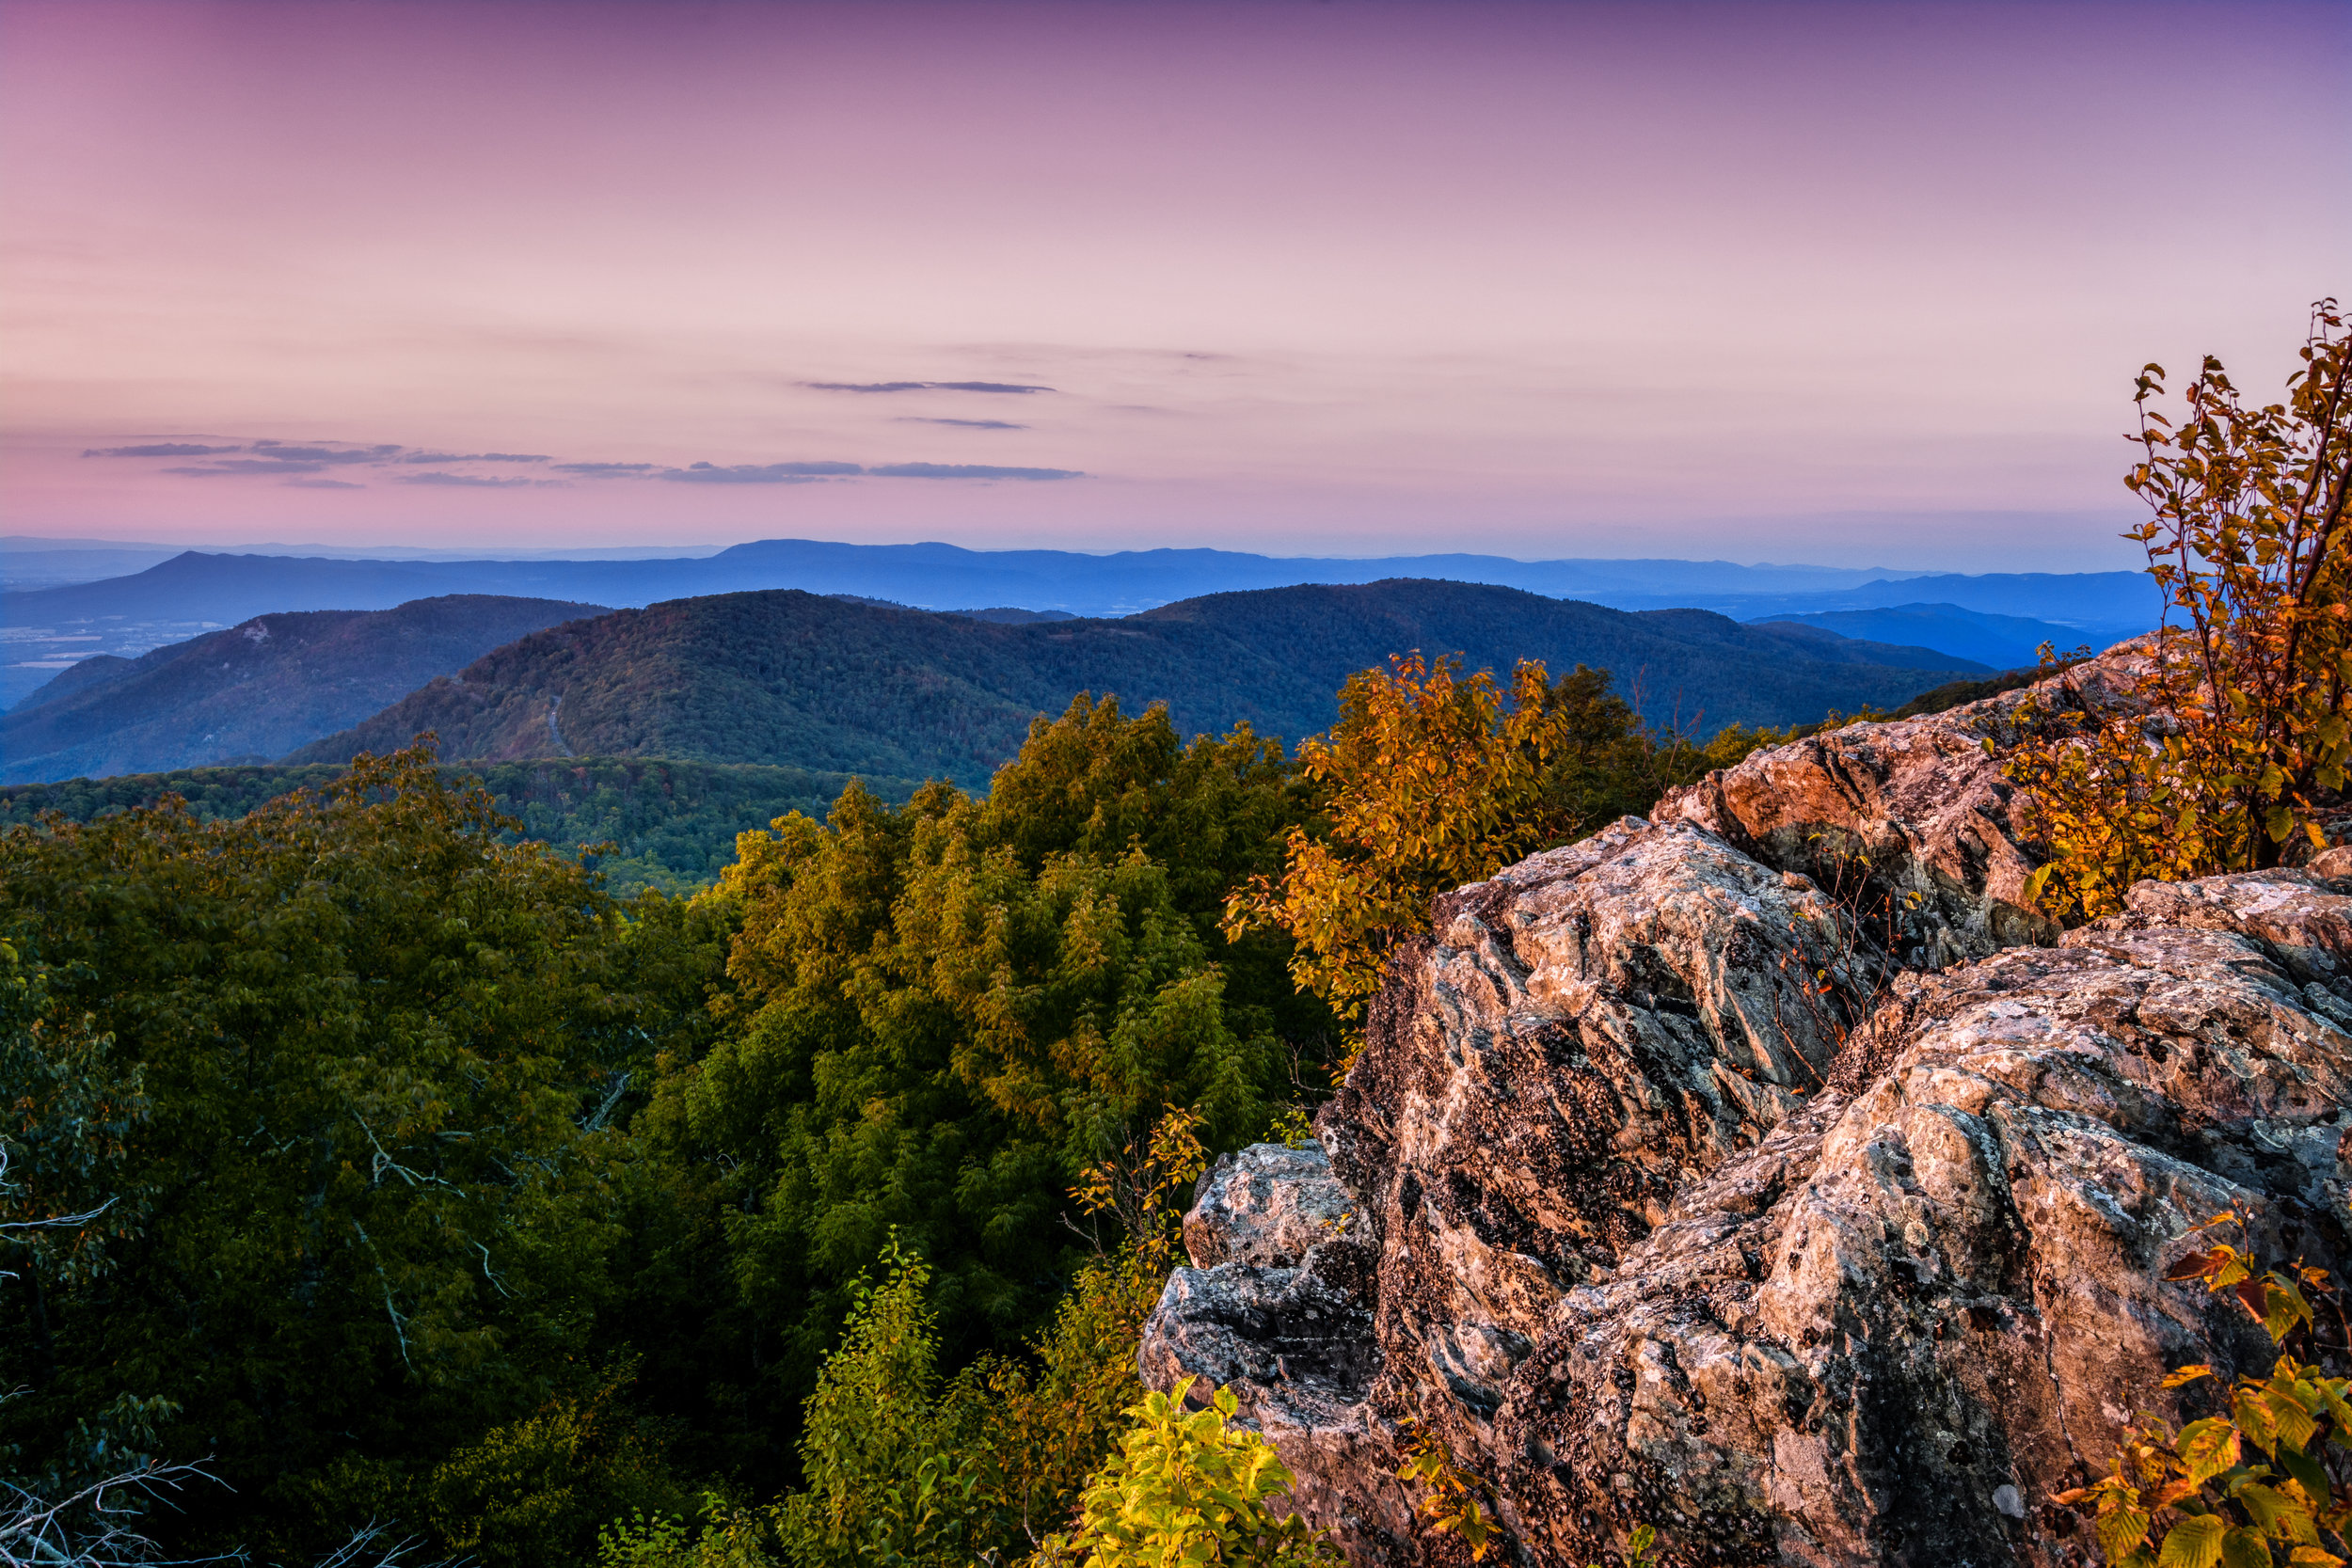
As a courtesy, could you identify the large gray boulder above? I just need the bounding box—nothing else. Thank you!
[1140,1142,1402,1557]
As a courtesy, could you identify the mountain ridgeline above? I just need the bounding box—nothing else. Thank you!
[3,536,2152,622]
[287,578,1986,786]
[0,594,607,784]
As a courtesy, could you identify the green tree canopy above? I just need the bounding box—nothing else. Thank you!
[0,747,719,1557]
[644,695,1330,1409]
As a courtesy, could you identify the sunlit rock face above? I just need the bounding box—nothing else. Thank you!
[1650,641,2156,971]
[1141,645,2352,1568]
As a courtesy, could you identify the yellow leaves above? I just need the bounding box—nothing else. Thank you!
[2158,1513,2228,1568]
[2172,1227,2323,1349]
[2236,1374,2320,1459]
[2093,1494,2155,1563]
[2062,1205,2352,1568]
[2002,303,2352,915]
[2176,1419,2244,1487]
[2221,1524,2282,1568]
[1225,654,1653,1052]
[1073,1105,1208,1267]
[1048,1375,1340,1568]
[2232,1482,2303,1538]
[1394,1418,1497,1560]
[1420,1493,1494,1560]
[2002,663,2223,925]
[1615,1523,1661,1568]
[2254,1276,2322,1348]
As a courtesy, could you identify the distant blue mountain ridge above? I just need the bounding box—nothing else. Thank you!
[0,538,2163,708]
[1741,602,2110,673]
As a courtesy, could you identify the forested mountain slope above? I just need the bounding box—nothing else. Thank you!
[1,594,605,784]
[291,578,1984,785]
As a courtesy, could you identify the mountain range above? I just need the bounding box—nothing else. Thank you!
[0,567,2048,905]
[1745,602,2093,671]
[0,594,605,785]
[284,579,1983,787]
[1,538,2161,705]
[3,536,1940,614]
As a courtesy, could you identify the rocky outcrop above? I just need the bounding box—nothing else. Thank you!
[1142,1143,1402,1551]
[1324,821,1879,1446]
[1487,873,2352,1567]
[1652,644,2154,971]
[1141,647,2352,1568]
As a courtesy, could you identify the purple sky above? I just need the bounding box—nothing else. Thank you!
[3,0,2345,568]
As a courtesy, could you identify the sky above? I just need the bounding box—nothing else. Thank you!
[2,0,2345,570]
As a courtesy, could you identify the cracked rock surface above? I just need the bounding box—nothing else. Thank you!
[1651,644,2154,971]
[1140,649,2352,1567]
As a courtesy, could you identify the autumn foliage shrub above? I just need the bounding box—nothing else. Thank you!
[1224,653,1776,1052]
[2009,300,2352,923]
[1037,1379,1340,1568]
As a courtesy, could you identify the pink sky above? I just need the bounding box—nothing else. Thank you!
[2,0,2345,568]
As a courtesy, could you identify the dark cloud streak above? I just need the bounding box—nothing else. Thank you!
[900,418,1027,430]
[395,471,562,488]
[659,460,1081,482]
[249,442,401,465]
[165,459,328,476]
[130,437,1084,489]
[802,379,1055,394]
[866,462,1082,481]
[658,461,858,484]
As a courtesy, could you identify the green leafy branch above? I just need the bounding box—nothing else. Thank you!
[2057,1211,2352,1567]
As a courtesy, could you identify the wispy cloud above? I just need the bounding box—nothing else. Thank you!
[866,462,1082,481]
[84,442,242,457]
[250,441,401,465]
[659,461,862,483]
[396,471,564,488]
[109,434,1086,490]
[166,459,328,476]
[899,418,1027,430]
[803,379,1055,394]
[657,459,1082,482]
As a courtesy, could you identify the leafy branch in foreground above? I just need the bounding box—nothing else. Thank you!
[1066,1104,1206,1264]
[2005,299,2352,923]
[2000,643,2217,926]
[2057,1209,2352,1566]
[1394,1418,1497,1560]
